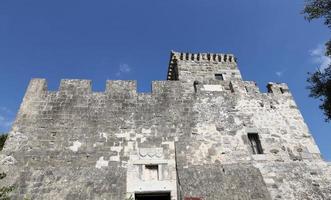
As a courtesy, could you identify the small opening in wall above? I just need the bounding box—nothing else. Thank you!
[229,82,235,93]
[213,54,217,61]
[193,81,199,93]
[215,74,224,81]
[248,133,263,154]
[145,164,159,180]
[135,192,170,200]
[218,55,222,62]
[145,164,158,170]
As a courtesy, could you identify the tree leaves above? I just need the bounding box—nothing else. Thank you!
[304,0,331,27]
[307,66,331,121]
[304,0,331,121]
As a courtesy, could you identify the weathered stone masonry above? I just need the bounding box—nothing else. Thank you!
[1,51,331,200]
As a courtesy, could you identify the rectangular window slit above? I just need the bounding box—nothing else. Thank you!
[248,133,263,154]
[215,74,224,80]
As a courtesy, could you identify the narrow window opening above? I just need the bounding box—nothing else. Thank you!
[193,81,199,93]
[229,82,235,93]
[215,74,224,81]
[248,133,263,154]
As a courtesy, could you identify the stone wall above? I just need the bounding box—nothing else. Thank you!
[0,51,330,200]
[176,164,271,200]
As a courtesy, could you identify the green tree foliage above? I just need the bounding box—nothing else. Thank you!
[307,68,331,120]
[0,134,8,151]
[304,0,331,121]
[304,0,331,27]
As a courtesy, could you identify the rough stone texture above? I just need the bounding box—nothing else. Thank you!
[178,164,270,200]
[0,51,330,200]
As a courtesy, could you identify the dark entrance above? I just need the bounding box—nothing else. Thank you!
[135,192,171,200]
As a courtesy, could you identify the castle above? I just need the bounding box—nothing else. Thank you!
[0,51,331,200]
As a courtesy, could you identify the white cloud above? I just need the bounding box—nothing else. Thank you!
[275,69,286,77]
[310,44,331,70]
[0,107,14,130]
[275,71,283,77]
[0,107,11,113]
[0,114,13,128]
[115,64,131,77]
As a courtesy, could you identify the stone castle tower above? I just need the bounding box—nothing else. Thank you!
[0,51,330,200]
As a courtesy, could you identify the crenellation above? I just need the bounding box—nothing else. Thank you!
[229,80,245,94]
[23,79,48,100]
[267,82,290,95]
[1,51,330,200]
[242,81,260,94]
[170,51,237,63]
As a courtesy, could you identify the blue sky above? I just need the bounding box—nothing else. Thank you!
[0,0,330,160]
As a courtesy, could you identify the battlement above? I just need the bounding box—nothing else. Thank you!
[24,79,138,95]
[4,51,329,200]
[267,82,289,95]
[24,79,184,96]
[24,78,292,99]
[168,51,241,81]
[170,51,237,63]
